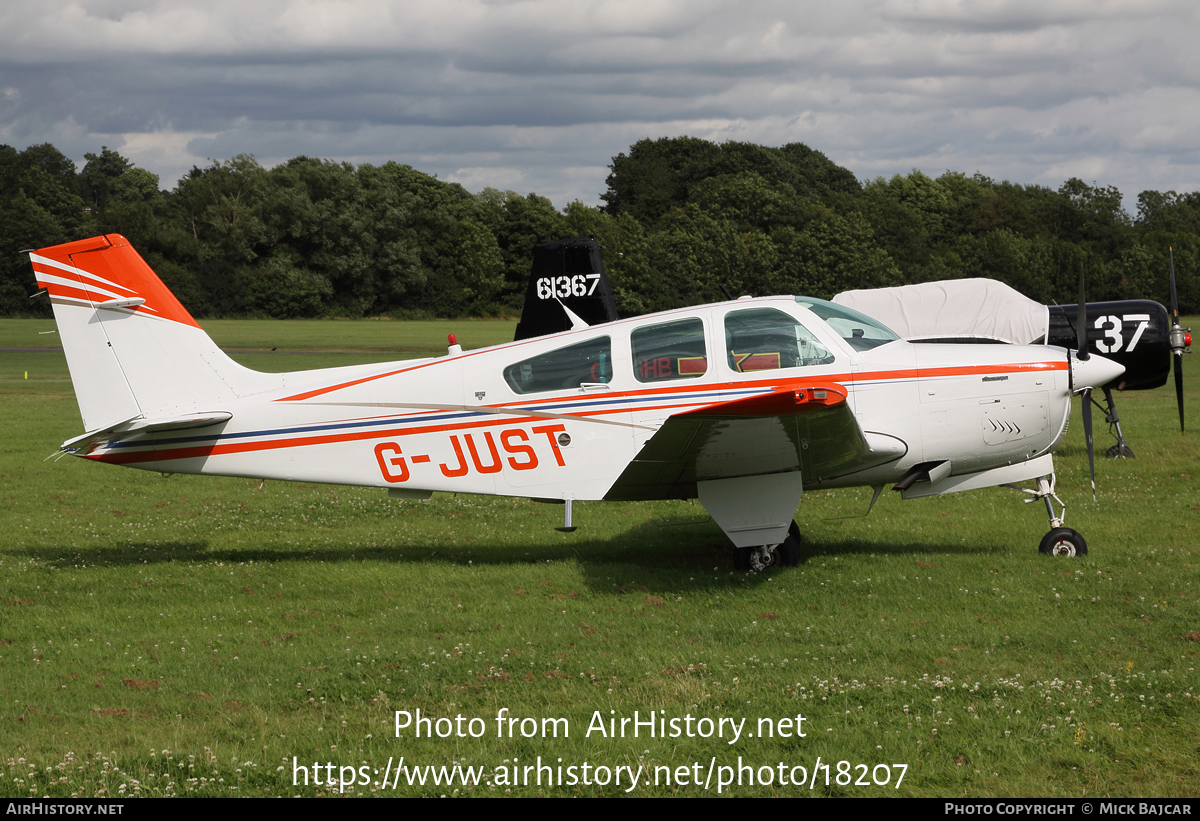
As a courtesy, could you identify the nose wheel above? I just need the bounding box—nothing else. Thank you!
[1038,527,1088,557]
[1006,473,1089,558]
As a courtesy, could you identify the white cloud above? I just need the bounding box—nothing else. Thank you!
[446,166,527,192]
[2,0,1198,206]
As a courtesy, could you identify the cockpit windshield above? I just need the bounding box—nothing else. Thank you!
[795,297,900,352]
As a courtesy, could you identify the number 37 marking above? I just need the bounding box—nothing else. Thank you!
[1094,314,1150,354]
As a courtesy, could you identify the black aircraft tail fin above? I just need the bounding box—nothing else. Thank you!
[514,236,619,341]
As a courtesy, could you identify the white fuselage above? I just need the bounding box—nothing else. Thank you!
[83,296,1075,502]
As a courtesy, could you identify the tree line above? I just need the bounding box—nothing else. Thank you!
[2,137,1197,320]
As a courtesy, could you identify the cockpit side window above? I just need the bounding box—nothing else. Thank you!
[631,318,707,382]
[503,336,613,394]
[795,297,899,351]
[724,308,835,372]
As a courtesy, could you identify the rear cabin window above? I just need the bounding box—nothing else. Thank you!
[724,308,835,372]
[503,336,613,394]
[631,318,707,382]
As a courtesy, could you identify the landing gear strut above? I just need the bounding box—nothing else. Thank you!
[1098,387,1135,459]
[1008,473,1088,557]
[733,522,803,571]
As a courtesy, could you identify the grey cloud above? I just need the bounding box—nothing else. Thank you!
[2,0,1199,209]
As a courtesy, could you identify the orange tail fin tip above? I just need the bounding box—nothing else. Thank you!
[29,234,279,433]
[30,233,199,328]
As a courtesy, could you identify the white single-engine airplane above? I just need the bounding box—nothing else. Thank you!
[29,234,1124,570]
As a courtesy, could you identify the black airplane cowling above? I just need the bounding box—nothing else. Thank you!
[1047,300,1171,391]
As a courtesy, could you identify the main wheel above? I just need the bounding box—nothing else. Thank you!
[778,534,802,567]
[1038,527,1088,557]
[734,545,778,572]
[1105,444,1135,459]
[733,546,752,571]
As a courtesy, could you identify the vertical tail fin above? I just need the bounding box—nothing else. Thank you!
[513,236,619,341]
[29,234,280,432]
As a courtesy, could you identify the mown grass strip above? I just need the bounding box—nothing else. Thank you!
[0,321,1196,798]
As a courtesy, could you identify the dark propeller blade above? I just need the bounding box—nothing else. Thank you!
[1168,248,1185,433]
[1175,357,1185,434]
[1077,262,1095,498]
[1082,389,1096,501]
[1077,262,1089,362]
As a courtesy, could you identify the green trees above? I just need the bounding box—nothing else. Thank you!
[0,144,95,315]
[143,156,509,318]
[595,138,894,308]
[0,137,1197,318]
[474,189,569,311]
[850,169,1199,310]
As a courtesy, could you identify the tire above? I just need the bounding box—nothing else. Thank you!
[788,520,801,543]
[1105,444,1135,459]
[778,534,801,567]
[733,546,752,571]
[1039,527,1088,557]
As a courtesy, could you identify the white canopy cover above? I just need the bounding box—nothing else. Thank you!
[833,278,1049,345]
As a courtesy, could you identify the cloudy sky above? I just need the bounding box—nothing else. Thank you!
[3,0,1198,210]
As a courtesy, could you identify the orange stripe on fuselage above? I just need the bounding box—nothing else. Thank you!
[93,359,1065,465]
[853,361,1066,384]
[280,356,1065,409]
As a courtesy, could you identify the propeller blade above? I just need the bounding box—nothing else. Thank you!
[1175,354,1185,434]
[1077,262,1089,361]
[1169,248,1186,434]
[1169,248,1180,318]
[1082,387,1096,501]
[1078,262,1096,496]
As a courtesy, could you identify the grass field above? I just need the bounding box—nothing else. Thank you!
[1,318,1197,798]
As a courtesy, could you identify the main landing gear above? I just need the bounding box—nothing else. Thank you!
[734,521,803,572]
[1010,473,1089,557]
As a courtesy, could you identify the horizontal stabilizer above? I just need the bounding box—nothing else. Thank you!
[62,411,233,454]
[61,415,142,454]
[124,411,233,433]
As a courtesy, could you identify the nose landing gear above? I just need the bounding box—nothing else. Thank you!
[1039,527,1088,557]
[1007,473,1089,557]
